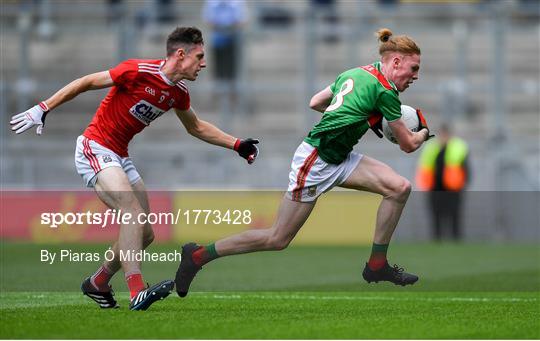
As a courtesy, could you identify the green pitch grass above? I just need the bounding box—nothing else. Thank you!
[1,242,539,339]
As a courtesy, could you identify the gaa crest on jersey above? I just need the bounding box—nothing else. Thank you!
[129,100,165,126]
[145,87,156,96]
[307,185,317,197]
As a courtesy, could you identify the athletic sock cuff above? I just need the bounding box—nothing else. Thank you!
[101,264,114,275]
[371,243,389,253]
[206,243,220,259]
[124,270,142,278]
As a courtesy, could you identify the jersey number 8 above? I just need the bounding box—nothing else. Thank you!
[326,78,354,112]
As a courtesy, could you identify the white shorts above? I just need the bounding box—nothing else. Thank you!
[74,135,141,188]
[286,142,363,202]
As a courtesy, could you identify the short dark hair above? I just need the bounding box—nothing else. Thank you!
[166,27,204,56]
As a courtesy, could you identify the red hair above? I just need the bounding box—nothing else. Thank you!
[376,28,421,57]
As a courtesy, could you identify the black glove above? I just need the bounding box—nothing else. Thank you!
[367,112,383,138]
[234,138,259,164]
[416,109,434,140]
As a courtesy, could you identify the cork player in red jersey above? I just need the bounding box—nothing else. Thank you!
[10,27,259,311]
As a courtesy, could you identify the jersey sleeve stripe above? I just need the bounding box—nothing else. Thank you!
[138,63,161,67]
[139,67,159,72]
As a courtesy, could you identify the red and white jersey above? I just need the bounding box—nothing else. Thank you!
[83,59,190,157]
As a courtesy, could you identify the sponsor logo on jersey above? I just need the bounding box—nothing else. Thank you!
[129,100,165,126]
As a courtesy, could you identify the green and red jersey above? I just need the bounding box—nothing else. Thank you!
[304,61,402,164]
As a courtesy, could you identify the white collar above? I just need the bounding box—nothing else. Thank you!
[158,60,175,86]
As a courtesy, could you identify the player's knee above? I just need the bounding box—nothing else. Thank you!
[385,177,411,203]
[266,232,292,251]
[268,239,290,251]
[394,178,412,202]
[120,202,145,225]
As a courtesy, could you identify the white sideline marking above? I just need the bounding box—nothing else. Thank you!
[192,293,538,303]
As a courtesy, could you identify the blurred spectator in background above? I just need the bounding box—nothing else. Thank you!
[416,124,470,241]
[378,0,398,8]
[155,0,176,24]
[33,0,56,40]
[310,0,340,43]
[203,0,247,115]
[107,0,124,25]
[17,0,57,41]
[131,0,177,33]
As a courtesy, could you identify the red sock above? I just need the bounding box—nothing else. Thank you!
[90,265,114,291]
[368,243,389,271]
[192,244,220,267]
[192,247,208,266]
[125,272,145,299]
[368,255,387,271]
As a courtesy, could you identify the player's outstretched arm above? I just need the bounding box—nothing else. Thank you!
[389,118,430,153]
[10,71,114,135]
[175,107,259,164]
[9,71,114,135]
[43,71,114,110]
[309,86,333,113]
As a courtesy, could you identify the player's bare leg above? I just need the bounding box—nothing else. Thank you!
[82,167,145,307]
[340,156,418,285]
[175,197,315,297]
[340,156,411,244]
[100,179,155,275]
[82,167,173,309]
[82,179,155,308]
[94,167,145,278]
[81,168,140,307]
[216,197,315,255]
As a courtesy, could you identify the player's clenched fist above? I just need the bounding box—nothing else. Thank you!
[416,109,434,141]
[234,138,259,164]
[10,102,50,135]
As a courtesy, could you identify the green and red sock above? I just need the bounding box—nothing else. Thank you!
[368,243,389,271]
[192,244,220,267]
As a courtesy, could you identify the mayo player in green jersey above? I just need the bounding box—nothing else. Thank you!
[175,28,432,294]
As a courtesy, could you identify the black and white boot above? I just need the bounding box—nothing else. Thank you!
[81,277,119,309]
[129,280,174,311]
